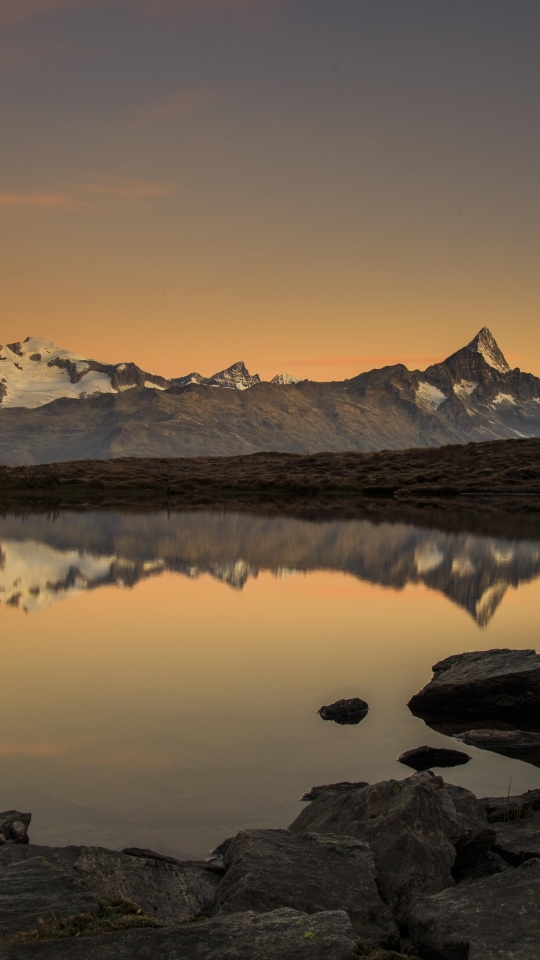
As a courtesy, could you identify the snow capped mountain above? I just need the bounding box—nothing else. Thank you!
[468,326,511,374]
[0,337,167,409]
[271,373,300,385]
[171,361,261,391]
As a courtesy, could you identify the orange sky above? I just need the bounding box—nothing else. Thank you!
[1,0,540,380]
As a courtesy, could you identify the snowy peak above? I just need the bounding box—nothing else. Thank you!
[466,327,510,374]
[271,373,300,385]
[171,361,261,392]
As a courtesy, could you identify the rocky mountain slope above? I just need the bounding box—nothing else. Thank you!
[0,328,539,464]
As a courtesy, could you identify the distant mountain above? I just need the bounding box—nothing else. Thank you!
[0,327,539,464]
[1,511,538,625]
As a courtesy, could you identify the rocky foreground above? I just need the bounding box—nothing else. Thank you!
[1,774,540,960]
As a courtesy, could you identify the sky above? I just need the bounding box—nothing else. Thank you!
[1,0,540,381]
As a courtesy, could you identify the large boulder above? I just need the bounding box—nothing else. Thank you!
[211,828,398,947]
[408,858,540,959]
[0,844,219,924]
[492,817,540,866]
[478,788,540,822]
[0,858,100,939]
[408,648,540,718]
[289,772,491,921]
[1,908,358,960]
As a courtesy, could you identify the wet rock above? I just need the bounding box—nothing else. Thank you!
[492,817,540,865]
[1,908,359,960]
[289,771,490,921]
[211,828,399,947]
[0,857,99,939]
[408,648,540,718]
[0,811,31,845]
[408,858,540,959]
[318,698,368,725]
[454,728,540,766]
[301,781,369,801]
[478,788,540,822]
[397,745,470,771]
[0,844,219,924]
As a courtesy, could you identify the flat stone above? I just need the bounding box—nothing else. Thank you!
[0,844,219,923]
[492,818,540,865]
[455,728,540,765]
[478,788,540,822]
[1,908,358,960]
[212,828,398,947]
[408,648,540,718]
[0,857,99,939]
[318,698,368,725]
[289,772,491,922]
[408,858,540,959]
[397,745,470,771]
[0,811,31,845]
[301,782,369,801]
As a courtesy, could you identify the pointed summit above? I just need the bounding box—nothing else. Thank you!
[465,328,510,374]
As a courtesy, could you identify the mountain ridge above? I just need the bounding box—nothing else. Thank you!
[0,329,539,464]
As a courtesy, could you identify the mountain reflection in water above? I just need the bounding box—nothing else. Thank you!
[1,511,539,625]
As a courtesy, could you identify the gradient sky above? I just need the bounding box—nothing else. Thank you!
[1,0,539,381]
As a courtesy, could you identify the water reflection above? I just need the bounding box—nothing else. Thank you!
[1,512,540,625]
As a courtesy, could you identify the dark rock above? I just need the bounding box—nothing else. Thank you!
[452,848,511,882]
[211,828,399,947]
[408,648,540,718]
[0,857,99,939]
[454,728,540,766]
[318,698,368,725]
[397,745,470,771]
[492,818,540,865]
[1,908,359,959]
[0,811,31,845]
[478,788,540,822]
[0,844,219,924]
[289,771,490,921]
[301,781,369,801]
[408,858,540,959]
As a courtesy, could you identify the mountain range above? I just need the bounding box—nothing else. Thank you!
[1,328,539,464]
[1,511,538,625]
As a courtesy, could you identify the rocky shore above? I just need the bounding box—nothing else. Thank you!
[1,648,539,959]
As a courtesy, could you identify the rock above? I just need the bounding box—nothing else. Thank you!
[454,728,540,765]
[451,847,511,882]
[318,698,368,725]
[0,811,31,845]
[397,745,470,771]
[211,828,399,947]
[478,788,540,822]
[408,648,540,718]
[289,771,490,921]
[408,858,540,959]
[0,857,99,939]
[301,781,369,801]
[0,844,220,924]
[492,818,540,865]
[1,908,359,959]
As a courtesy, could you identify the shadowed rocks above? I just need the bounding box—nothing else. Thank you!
[318,698,368,725]
[478,788,540,822]
[301,781,369,801]
[397,745,470,771]
[454,728,540,766]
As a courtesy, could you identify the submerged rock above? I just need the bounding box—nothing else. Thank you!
[318,698,369,725]
[1,908,359,960]
[397,745,470,771]
[211,828,399,947]
[0,844,219,924]
[455,728,540,766]
[408,858,540,960]
[0,811,31,845]
[408,648,540,718]
[289,771,491,922]
[301,781,369,801]
[0,858,99,939]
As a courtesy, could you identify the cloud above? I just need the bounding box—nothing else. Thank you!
[0,178,176,213]
[133,90,211,128]
[0,0,276,28]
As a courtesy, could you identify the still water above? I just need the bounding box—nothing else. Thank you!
[0,511,539,859]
